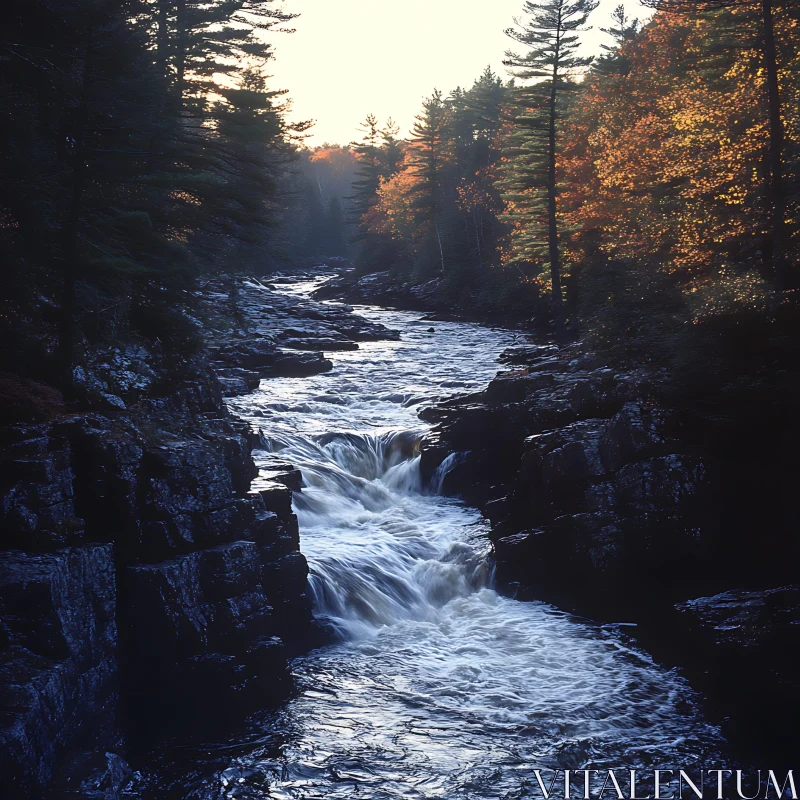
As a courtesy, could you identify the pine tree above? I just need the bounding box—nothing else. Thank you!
[1,0,303,385]
[380,119,404,177]
[505,0,599,340]
[211,68,295,265]
[1,0,179,385]
[456,69,508,264]
[593,5,640,76]
[406,90,455,276]
[349,114,384,225]
[465,67,508,164]
[498,85,552,272]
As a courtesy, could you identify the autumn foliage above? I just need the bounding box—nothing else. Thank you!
[567,13,784,276]
[352,5,799,347]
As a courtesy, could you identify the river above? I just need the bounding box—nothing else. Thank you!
[139,279,722,799]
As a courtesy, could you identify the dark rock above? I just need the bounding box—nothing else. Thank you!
[484,371,556,403]
[498,345,556,366]
[675,586,800,759]
[216,368,261,397]
[568,377,618,417]
[124,536,303,733]
[49,751,132,800]
[263,552,310,601]
[0,546,118,798]
[598,402,668,472]
[254,481,294,518]
[264,352,334,378]
[281,337,359,352]
[613,454,706,519]
[0,425,86,553]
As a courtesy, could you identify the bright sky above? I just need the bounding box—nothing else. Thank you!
[268,0,653,146]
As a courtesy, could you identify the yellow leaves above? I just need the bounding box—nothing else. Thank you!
[456,181,493,214]
[556,4,799,279]
[368,170,417,242]
[169,191,202,206]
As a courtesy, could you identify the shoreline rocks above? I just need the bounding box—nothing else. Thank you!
[0,271,391,798]
[202,278,399,398]
[313,269,539,326]
[419,340,800,760]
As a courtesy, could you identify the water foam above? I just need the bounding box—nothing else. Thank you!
[212,282,723,798]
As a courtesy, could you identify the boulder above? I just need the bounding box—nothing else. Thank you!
[599,403,668,472]
[613,454,706,519]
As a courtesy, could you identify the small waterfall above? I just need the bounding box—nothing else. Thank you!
[281,430,489,638]
[429,451,463,495]
[203,283,724,799]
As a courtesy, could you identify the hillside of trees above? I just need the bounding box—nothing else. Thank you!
[344,1,800,387]
[3,0,800,398]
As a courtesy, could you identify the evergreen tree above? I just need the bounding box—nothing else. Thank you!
[406,90,455,276]
[381,119,404,176]
[2,0,180,385]
[349,114,384,224]
[1,0,302,386]
[211,68,296,266]
[593,5,640,76]
[498,85,552,272]
[505,0,599,339]
[465,67,508,167]
[455,69,508,265]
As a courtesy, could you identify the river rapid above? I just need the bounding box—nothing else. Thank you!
[141,279,722,799]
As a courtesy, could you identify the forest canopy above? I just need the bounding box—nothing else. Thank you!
[342,1,799,365]
[2,0,799,391]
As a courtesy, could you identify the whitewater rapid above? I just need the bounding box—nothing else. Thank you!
[169,278,723,798]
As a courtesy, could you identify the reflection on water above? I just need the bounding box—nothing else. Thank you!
[141,279,722,798]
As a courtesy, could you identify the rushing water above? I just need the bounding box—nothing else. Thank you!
[141,279,722,799]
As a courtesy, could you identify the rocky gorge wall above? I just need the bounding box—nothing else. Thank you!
[0,276,398,798]
[419,342,800,763]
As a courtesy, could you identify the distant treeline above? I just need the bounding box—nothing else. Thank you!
[2,0,800,391]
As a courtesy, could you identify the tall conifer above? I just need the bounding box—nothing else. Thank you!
[505,0,599,339]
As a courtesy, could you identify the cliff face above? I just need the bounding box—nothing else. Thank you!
[420,342,800,761]
[0,276,398,798]
[0,388,314,798]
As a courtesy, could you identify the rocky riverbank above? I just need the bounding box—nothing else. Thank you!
[313,268,543,325]
[419,340,800,763]
[0,275,398,798]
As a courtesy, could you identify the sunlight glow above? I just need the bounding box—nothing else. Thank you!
[268,0,652,145]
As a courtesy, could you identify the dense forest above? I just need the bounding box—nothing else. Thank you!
[1,0,313,396]
[341,1,800,376]
[3,0,799,396]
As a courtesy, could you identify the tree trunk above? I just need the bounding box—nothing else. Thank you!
[175,0,186,108]
[435,222,446,275]
[58,32,93,393]
[157,0,170,81]
[761,0,787,289]
[548,60,566,341]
